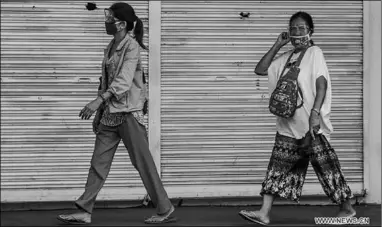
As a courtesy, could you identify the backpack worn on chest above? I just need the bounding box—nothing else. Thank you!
[268,47,310,118]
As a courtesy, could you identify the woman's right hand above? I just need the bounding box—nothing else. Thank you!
[92,109,102,134]
[276,32,290,48]
[254,32,290,75]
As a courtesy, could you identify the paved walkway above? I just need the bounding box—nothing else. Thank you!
[1,204,380,226]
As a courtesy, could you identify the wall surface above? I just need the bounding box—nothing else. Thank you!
[363,0,381,204]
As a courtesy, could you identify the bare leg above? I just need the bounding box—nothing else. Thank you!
[259,194,275,219]
[239,194,274,225]
[337,199,356,217]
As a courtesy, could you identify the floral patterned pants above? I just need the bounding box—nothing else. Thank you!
[260,132,353,204]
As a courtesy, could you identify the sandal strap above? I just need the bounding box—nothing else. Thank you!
[59,214,90,223]
[241,210,260,218]
[146,216,167,223]
[144,206,175,223]
[158,205,175,217]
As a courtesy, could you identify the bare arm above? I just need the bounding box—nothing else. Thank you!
[254,32,290,76]
[312,76,328,112]
[309,75,328,137]
[254,43,283,76]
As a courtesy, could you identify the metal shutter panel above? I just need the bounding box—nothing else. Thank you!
[160,1,363,198]
[1,0,149,202]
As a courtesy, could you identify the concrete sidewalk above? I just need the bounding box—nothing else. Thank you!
[1,204,380,226]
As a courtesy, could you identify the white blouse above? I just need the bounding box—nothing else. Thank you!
[267,46,333,140]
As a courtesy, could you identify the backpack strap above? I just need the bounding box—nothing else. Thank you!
[281,45,313,76]
[282,46,312,108]
[294,46,313,108]
[277,45,314,109]
[278,45,309,79]
[297,86,304,108]
[279,51,295,79]
[294,47,309,67]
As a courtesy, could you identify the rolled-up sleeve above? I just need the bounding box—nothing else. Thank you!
[107,42,139,100]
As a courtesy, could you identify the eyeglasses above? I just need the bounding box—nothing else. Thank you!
[288,25,309,33]
[104,8,122,24]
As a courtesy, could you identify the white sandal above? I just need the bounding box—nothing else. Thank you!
[239,210,270,226]
[144,205,177,224]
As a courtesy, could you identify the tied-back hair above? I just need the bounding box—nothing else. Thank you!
[289,11,315,45]
[133,18,148,50]
[110,2,148,50]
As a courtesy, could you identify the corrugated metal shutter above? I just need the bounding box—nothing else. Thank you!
[160,1,364,198]
[1,0,149,202]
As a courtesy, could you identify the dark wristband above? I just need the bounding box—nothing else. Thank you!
[99,93,107,102]
[311,108,320,115]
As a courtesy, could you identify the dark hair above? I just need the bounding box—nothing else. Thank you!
[110,2,148,50]
[289,11,315,45]
[132,18,147,50]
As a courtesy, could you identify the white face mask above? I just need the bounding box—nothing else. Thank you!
[290,33,311,47]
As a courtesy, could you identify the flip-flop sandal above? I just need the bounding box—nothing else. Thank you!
[346,212,356,218]
[144,216,177,224]
[336,211,356,218]
[57,214,91,225]
[239,210,269,226]
[144,206,177,224]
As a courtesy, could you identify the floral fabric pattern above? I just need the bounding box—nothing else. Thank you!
[260,132,353,204]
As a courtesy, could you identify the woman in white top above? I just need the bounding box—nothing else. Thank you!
[239,11,356,225]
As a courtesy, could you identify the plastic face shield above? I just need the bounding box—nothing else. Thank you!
[104,8,121,24]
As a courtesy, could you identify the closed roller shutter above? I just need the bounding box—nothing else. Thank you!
[1,0,149,202]
[160,1,364,198]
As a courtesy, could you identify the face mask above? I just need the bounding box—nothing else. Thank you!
[290,34,311,47]
[105,22,118,35]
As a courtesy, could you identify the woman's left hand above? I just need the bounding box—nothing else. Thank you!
[309,110,321,140]
[79,97,103,120]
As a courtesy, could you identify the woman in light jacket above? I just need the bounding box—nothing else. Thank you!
[57,2,176,225]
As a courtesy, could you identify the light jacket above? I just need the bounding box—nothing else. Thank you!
[98,34,147,113]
